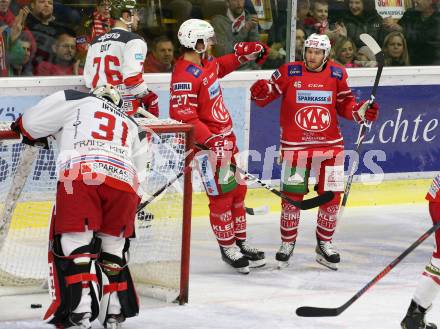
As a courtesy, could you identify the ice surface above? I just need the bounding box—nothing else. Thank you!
[1,203,439,329]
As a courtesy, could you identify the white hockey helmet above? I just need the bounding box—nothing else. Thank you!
[303,33,331,69]
[92,84,122,107]
[177,19,215,53]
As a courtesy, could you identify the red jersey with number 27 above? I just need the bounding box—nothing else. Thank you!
[254,60,357,151]
[169,54,241,144]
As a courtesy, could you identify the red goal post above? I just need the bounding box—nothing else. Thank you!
[0,119,194,305]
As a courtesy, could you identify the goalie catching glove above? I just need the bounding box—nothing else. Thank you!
[352,100,379,124]
[234,42,270,65]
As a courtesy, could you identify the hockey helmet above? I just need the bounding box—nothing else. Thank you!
[110,0,137,19]
[303,33,331,69]
[177,19,215,53]
[92,84,123,107]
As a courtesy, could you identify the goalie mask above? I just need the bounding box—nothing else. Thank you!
[178,19,216,54]
[303,33,331,71]
[92,84,123,107]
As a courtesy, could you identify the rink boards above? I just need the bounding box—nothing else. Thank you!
[0,68,438,219]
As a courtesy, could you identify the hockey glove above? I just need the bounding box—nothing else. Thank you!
[10,116,49,149]
[204,134,236,162]
[234,42,270,65]
[140,90,159,117]
[250,79,272,101]
[352,100,379,124]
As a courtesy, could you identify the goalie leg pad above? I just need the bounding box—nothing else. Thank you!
[44,233,101,326]
[98,237,139,327]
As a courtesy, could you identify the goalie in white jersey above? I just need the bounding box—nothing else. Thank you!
[11,85,149,329]
[84,0,159,117]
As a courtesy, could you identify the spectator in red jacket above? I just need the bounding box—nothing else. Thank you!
[35,31,81,75]
[144,35,175,73]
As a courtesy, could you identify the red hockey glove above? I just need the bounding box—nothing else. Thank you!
[204,134,236,162]
[250,79,272,101]
[234,42,270,65]
[352,100,379,124]
[140,90,159,117]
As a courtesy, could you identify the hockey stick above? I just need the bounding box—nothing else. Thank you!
[136,166,191,213]
[245,205,269,215]
[195,143,334,210]
[337,34,385,220]
[296,220,440,317]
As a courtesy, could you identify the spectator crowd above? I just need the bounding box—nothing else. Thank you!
[0,0,438,77]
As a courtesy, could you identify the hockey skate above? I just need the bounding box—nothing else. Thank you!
[236,240,266,268]
[220,245,250,274]
[58,312,92,329]
[275,242,295,269]
[401,300,437,329]
[315,239,340,270]
[105,313,126,329]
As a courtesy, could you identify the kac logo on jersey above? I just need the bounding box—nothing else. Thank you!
[296,90,332,104]
[331,66,343,80]
[186,65,202,77]
[208,80,221,99]
[211,97,230,123]
[173,82,192,91]
[287,65,302,76]
[295,106,331,132]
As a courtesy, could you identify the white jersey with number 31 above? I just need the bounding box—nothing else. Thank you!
[20,90,148,195]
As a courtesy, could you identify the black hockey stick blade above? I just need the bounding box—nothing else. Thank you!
[300,191,334,210]
[296,221,440,317]
[296,306,341,317]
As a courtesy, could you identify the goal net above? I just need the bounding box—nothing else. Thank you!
[0,119,194,304]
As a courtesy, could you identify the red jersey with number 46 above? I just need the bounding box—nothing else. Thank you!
[169,54,241,144]
[254,60,357,151]
[84,27,148,114]
[427,174,440,202]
